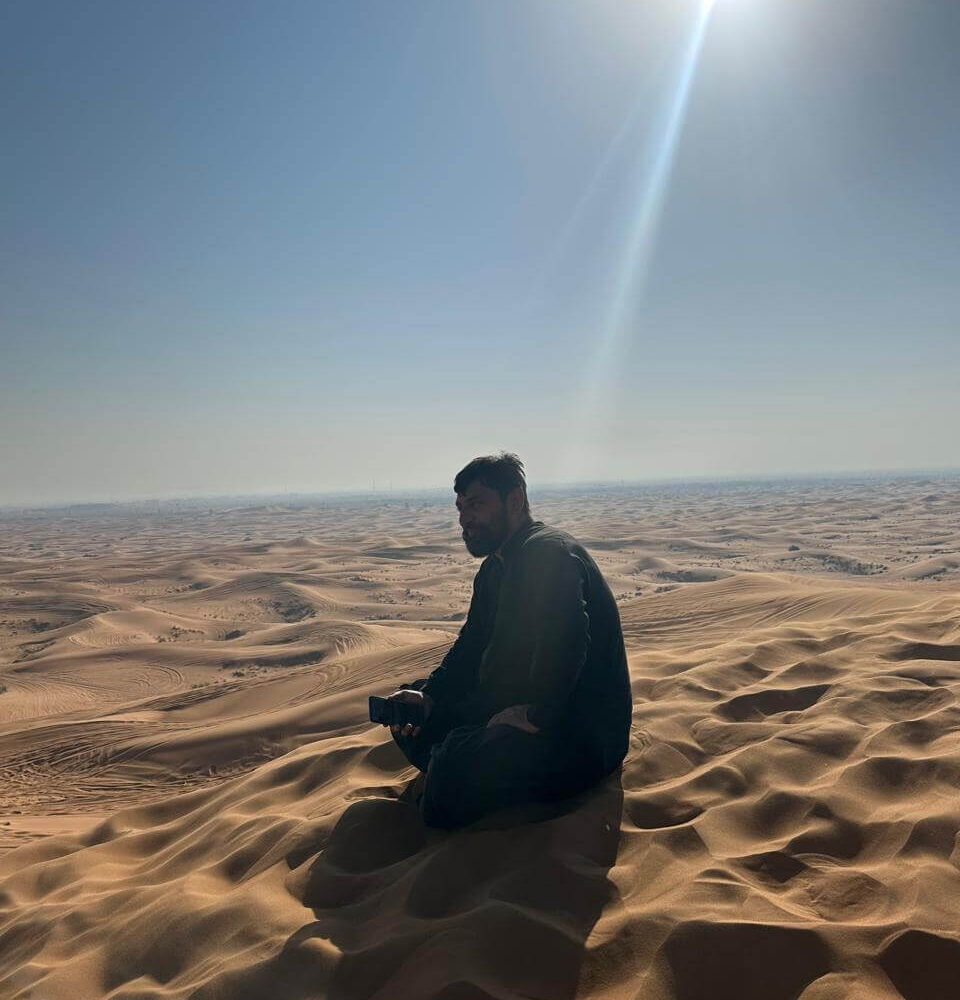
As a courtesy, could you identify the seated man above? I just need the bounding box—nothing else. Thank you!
[378,452,632,829]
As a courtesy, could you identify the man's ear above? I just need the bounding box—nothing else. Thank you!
[506,486,525,518]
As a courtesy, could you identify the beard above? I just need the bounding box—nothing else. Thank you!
[462,509,510,557]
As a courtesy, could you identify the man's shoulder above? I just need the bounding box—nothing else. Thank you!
[516,523,584,563]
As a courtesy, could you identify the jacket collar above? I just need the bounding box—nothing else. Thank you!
[496,519,543,565]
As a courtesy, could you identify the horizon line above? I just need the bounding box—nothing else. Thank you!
[3,463,959,514]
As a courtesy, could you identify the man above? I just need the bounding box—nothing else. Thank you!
[379,452,632,829]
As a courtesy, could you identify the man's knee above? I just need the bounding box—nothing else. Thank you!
[418,728,483,829]
[391,727,433,772]
[416,724,552,829]
[419,787,470,829]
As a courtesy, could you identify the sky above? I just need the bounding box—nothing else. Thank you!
[2,0,958,505]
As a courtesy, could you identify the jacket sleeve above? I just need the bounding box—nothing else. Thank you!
[525,547,590,730]
[421,566,487,706]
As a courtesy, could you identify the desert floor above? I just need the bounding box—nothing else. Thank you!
[1,474,959,1000]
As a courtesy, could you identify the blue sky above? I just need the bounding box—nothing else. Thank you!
[2,0,958,504]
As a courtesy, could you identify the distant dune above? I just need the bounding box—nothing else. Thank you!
[1,476,959,999]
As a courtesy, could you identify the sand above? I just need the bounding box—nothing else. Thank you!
[1,474,959,999]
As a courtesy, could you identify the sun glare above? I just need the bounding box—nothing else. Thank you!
[562,0,718,480]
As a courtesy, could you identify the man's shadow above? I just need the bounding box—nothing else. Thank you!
[268,750,625,1000]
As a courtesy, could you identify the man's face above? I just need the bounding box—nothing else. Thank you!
[456,481,510,557]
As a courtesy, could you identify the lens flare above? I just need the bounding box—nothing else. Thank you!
[562,1,717,481]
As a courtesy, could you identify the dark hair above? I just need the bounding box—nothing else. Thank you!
[454,452,530,512]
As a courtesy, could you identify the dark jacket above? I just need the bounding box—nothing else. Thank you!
[422,520,632,773]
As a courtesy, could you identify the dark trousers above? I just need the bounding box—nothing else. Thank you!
[391,679,608,829]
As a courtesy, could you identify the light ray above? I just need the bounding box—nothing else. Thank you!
[562,0,717,481]
[527,91,649,305]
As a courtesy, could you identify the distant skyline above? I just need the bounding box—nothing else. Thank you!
[3,0,958,505]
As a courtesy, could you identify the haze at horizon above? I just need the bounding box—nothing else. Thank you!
[3,0,958,506]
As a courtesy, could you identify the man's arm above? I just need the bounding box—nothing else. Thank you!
[524,547,590,731]
[420,565,489,706]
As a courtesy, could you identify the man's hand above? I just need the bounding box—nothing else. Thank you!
[486,704,539,734]
[387,688,433,739]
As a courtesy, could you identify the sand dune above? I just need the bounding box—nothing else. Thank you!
[1,475,959,998]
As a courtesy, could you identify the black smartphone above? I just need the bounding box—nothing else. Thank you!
[369,695,424,728]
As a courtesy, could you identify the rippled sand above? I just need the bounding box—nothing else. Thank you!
[1,474,958,999]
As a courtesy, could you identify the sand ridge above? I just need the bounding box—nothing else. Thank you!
[1,474,959,998]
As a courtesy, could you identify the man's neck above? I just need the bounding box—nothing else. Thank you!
[495,515,535,561]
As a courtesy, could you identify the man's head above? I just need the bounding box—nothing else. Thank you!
[454,452,531,557]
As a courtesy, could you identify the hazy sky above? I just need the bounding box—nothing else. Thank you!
[3,0,958,505]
